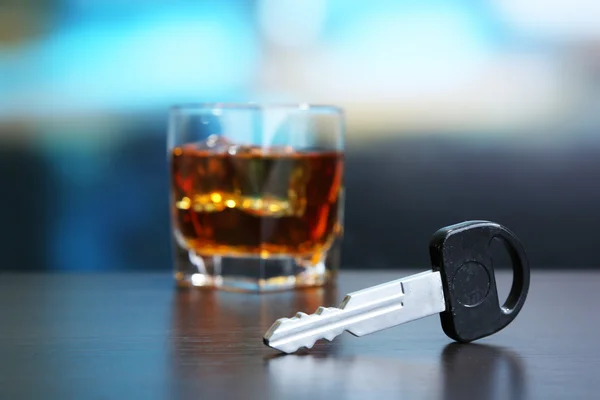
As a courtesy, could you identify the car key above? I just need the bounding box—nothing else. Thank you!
[263,220,530,354]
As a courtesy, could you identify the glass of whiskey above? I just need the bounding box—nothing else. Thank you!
[168,104,344,292]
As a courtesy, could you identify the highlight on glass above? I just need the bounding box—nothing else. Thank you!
[168,103,344,292]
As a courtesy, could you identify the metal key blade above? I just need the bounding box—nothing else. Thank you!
[263,271,446,353]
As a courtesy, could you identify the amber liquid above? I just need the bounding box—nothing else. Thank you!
[170,146,343,258]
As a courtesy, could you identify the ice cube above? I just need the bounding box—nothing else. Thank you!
[205,134,232,151]
[226,143,271,156]
[185,135,233,153]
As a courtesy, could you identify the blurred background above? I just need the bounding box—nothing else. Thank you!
[1,0,599,271]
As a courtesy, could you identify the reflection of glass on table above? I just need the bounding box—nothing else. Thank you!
[168,104,344,292]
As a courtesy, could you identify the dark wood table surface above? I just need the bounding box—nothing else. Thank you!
[1,270,599,399]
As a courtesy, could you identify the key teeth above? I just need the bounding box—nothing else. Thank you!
[267,307,347,353]
[307,327,345,349]
[316,306,338,316]
[271,326,347,354]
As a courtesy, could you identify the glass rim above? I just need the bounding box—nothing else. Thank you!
[169,102,343,114]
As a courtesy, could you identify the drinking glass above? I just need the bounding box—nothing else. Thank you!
[168,103,344,292]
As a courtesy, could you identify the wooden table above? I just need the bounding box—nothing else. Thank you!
[0,271,598,399]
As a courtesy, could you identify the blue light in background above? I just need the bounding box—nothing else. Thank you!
[322,0,508,42]
[272,0,503,101]
[0,2,257,118]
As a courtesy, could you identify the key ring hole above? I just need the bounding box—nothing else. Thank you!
[490,236,512,309]
[490,235,524,312]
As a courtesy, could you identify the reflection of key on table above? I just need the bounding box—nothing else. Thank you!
[441,343,526,400]
[264,221,530,353]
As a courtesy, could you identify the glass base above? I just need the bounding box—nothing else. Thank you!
[174,251,337,292]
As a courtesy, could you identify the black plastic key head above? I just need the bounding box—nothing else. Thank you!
[429,221,530,343]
